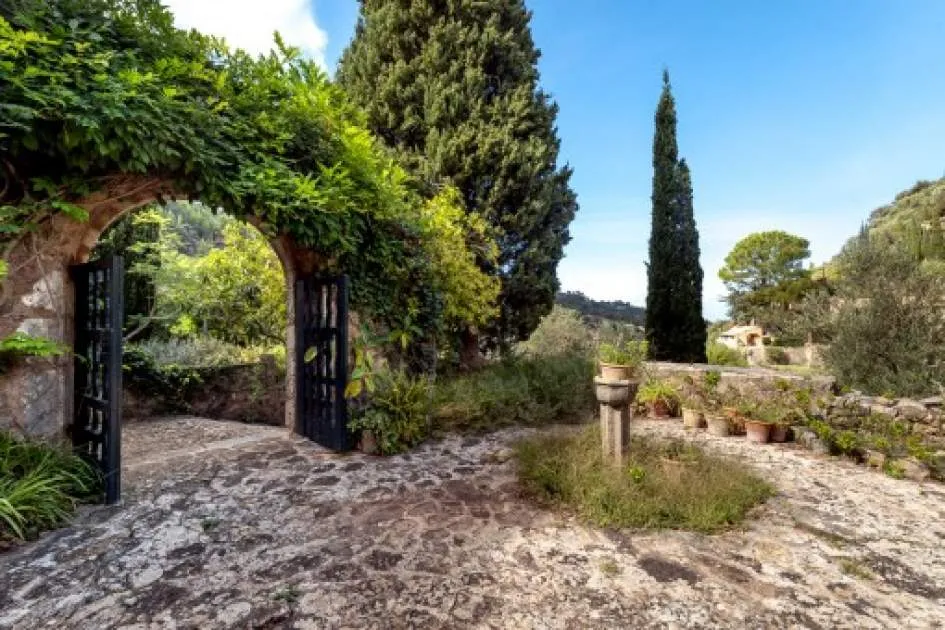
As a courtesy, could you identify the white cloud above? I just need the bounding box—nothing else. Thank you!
[162,0,328,67]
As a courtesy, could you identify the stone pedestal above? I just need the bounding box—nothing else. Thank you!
[594,377,638,466]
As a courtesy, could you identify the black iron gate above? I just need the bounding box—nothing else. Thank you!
[295,275,350,450]
[71,256,123,504]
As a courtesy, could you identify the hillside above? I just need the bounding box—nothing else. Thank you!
[823,176,945,277]
[556,291,645,324]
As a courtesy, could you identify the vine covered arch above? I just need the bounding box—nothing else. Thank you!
[0,174,325,436]
[0,0,499,438]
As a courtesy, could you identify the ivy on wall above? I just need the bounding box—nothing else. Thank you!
[0,0,498,347]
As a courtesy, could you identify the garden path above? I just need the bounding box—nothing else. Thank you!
[1,416,944,629]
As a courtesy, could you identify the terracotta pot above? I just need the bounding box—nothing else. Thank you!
[769,424,790,443]
[599,362,631,381]
[682,407,705,429]
[745,421,772,444]
[649,399,671,418]
[706,415,730,437]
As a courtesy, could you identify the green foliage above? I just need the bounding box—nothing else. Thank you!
[556,291,645,325]
[129,337,283,370]
[706,341,748,367]
[0,432,101,540]
[433,355,595,433]
[515,427,774,533]
[636,379,680,407]
[0,0,496,343]
[517,306,595,359]
[802,229,945,395]
[348,370,432,455]
[719,231,813,327]
[765,346,790,365]
[598,340,648,370]
[337,0,577,350]
[645,72,706,363]
[0,332,67,373]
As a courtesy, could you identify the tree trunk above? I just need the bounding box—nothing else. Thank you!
[459,328,484,371]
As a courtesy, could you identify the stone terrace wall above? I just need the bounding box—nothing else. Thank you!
[826,393,945,447]
[644,362,836,397]
[124,357,286,426]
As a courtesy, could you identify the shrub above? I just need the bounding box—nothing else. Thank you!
[706,342,748,367]
[515,427,774,533]
[433,354,595,433]
[349,370,432,455]
[0,433,101,541]
[516,306,594,358]
[798,231,945,396]
[765,346,790,365]
[129,337,285,369]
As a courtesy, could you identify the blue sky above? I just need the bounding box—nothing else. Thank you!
[168,1,945,320]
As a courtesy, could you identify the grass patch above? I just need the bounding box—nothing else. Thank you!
[433,354,595,434]
[839,557,873,580]
[0,432,101,542]
[515,427,775,533]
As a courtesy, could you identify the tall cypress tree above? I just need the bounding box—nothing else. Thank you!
[645,72,706,362]
[337,0,577,354]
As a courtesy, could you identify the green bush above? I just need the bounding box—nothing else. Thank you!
[128,337,285,369]
[0,433,101,541]
[515,427,774,533]
[516,306,594,358]
[706,342,748,367]
[765,346,790,365]
[349,370,432,455]
[433,354,595,433]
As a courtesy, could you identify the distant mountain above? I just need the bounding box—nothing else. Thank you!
[556,291,645,325]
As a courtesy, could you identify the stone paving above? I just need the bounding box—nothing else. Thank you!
[2,416,945,629]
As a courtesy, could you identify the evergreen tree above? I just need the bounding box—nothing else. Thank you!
[337,0,578,354]
[645,72,706,362]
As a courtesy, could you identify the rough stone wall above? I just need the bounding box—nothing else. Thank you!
[644,362,836,398]
[124,357,286,426]
[825,393,945,447]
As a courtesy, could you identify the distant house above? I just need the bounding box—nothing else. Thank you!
[717,324,766,349]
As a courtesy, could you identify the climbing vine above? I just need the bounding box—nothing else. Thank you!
[0,0,497,346]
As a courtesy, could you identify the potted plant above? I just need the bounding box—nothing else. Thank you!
[598,340,648,381]
[681,394,705,429]
[745,403,775,444]
[704,403,730,437]
[637,379,680,418]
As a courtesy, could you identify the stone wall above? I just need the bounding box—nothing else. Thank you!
[825,392,945,446]
[644,362,836,397]
[124,357,286,426]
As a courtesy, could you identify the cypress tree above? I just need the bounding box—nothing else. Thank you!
[337,0,577,354]
[645,71,706,362]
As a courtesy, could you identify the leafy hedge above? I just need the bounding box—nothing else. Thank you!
[0,0,497,343]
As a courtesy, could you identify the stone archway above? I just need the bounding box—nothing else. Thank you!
[0,175,317,438]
